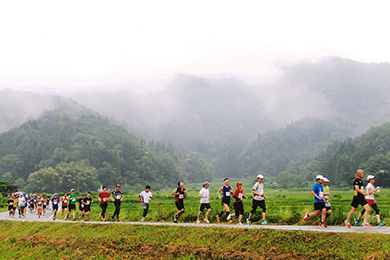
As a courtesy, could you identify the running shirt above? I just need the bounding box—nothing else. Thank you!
[52,197,60,207]
[61,196,69,207]
[253,182,265,201]
[18,197,26,207]
[312,183,324,203]
[99,191,110,204]
[112,190,124,201]
[37,198,43,207]
[365,183,375,200]
[78,198,85,209]
[353,178,365,199]
[13,198,18,207]
[46,196,51,205]
[69,194,77,205]
[199,188,210,204]
[222,185,232,199]
[323,185,330,207]
[139,191,153,203]
[175,187,186,203]
[233,188,244,203]
[84,197,93,210]
[7,199,14,207]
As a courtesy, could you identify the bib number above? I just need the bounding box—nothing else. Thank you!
[225,192,230,197]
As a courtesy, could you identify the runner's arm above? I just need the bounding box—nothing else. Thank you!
[171,188,178,196]
[217,187,223,199]
[355,185,367,196]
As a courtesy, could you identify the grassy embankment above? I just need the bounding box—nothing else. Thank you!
[1,221,390,259]
[2,178,390,226]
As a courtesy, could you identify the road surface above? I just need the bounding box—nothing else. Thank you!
[1,208,390,234]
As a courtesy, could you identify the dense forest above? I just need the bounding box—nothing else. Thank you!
[0,104,215,193]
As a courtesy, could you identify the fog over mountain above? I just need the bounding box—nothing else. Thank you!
[2,57,390,177]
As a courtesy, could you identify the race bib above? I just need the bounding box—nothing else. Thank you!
[64,200,68,203]
[361,186,364,192]
[319,192,323,198]
[238,193,243,199]
[10,202,13,205]
[86,201,90,205]
[72,198,76,201]
[225,192,230,197]
[103,198,107,202]
[116,195,121,200]
[179,194,184,199]
[54,201,57,205]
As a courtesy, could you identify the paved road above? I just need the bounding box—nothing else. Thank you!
[1,209,390,234]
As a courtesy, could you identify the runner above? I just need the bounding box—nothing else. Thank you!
[355,175,386,227]
[172,181,187,223]
[303,175,327,227]
[37,195,44,218]
[83,192,93,221]
[67,189,78,221]
[51,193,60,220]
[23,193,28,216]
[110,184,124,222]
[29,194,35,213]
[60,192,69,220]
[98,186,110,221]
[230,182,247,225]
[247,174,269,225]
[12,194,18,214]
[78,194,86,219]
[216,178,233,223]
[18,194,26,218]
[43,195,47,215]
[322,178,332,222]
[46,193,51,210]
[7,195,15,217]
[345,169,371,228]
[197,182,211,224]
[139,185,153,222]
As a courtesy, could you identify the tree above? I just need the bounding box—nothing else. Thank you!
[276,171,293,189]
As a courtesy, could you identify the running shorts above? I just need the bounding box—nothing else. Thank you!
[199,203,211,211]
[222,197,231,206]
[69,204,76,210]
[234,201,244,215]
[351,196,368,208]
[175,200,184,211]
[314,202,325,211]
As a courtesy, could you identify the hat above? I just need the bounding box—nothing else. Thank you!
[256,174,264,179]
[323,178,330,183]
[54,193,58,196]
[223,178,229,182]
[236,182,243,186]
[70,189,75,192]
[82,193,86,196]
[203,181,209,187]
[367,175,376,181]
[316,175,324,180]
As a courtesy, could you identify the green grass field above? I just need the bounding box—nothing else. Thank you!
[2,178,390,226]
[0,221,389,259]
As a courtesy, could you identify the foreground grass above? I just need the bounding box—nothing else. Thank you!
[0,221,389,259]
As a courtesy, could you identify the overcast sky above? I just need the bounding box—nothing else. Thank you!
[1,0,389,92]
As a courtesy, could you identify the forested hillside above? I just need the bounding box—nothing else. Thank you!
[0,104,214,193]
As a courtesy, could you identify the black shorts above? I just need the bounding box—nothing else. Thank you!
[199,203,211,212]
[176,200,184,211]
[314,202,325,211]
[79,206,84,211]
[84,207,91,213]
[351,196,368,208]
[53,205,58,210]
[251,199,266,214]
[222,198,231,206]
[326,206,331,211]
[69,204,76,210]
[8,206,14,211]
[234,202,244,215]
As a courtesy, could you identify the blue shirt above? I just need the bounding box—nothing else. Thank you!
[312,183,324,203]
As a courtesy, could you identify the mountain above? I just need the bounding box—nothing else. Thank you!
[0,103,214,193]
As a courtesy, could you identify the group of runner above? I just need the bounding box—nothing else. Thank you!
[5,169,385,227]
[304,169,385,228]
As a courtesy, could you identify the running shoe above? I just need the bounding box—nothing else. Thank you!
[303,213,309,222]
[53,217,55,221]
[103,218,107,222]
[204,218,210,224]
[173,219,178,223]
[320,222,327,228]
[228,220,233,224]
[237,222,243,226]
[247,218,252,226]
[117,219,120,222]
[196,219,200,224]
[262,219,269,225]
[142,217,145,222]
[99,214,102,220]
[111,218,114,222]
[216,215,220,223]
[363,223,372,227]
[354,218,360,226]
[227,214,232,221]
[345,220,351,228]
[378,222,386,227]
[73,218,76,221]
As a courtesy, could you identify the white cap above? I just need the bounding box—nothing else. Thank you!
[256,174,264,179]
[316,175,324,180]
[367,175,375,181]
[323,178,330,183]
[70,189,75,192]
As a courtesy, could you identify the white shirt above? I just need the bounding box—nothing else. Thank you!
[140,191,153,203]
[18,197,26,206]
[199,188,210,204]
[365,183,375,200]
[253,182,264,201]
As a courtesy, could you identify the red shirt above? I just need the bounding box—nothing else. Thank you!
[233,188,244,203]
[99,191,110,204]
